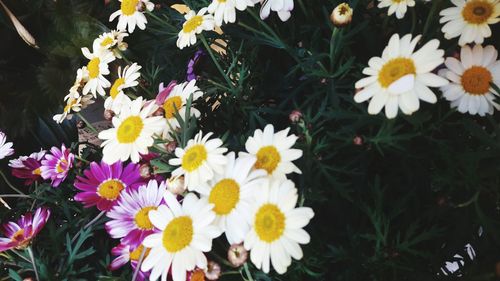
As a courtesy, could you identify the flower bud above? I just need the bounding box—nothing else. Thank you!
[353,135,363,146]
[166,176,186,195]
[103,109,115,121]
[152,107,165,117]
[330,3,353,27]
[189,269,205,281]
[205,261,221,280]
[227,243,248,267]
[76,120,86,129]
[165,141,177,153]
[139,164,151,179]
[289,110,303,123]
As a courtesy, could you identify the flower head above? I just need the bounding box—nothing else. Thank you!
[377,0,415,19]
[0,132,14,160]
[40,144,74,187]
[259,0,294,21]
[9,149,46,185]
[53,92,94,124]
[330,3,353,27]
[74,161,143,211]
[208,0,254,27]
[109,243,150,281]
[177,8,215,50]
[104,63,142,114]
[93,30,129,57]
[0,207,50,252]
[81,46,115,97]
[109,0,155,33]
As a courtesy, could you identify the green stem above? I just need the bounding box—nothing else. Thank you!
[76,113,98,134]
[0,170,25,195]
[243,262,255,281]
[74,155,89,164]
[11,249,31,263]
[71,211,106,243]
[200,35,235,90]
[27,247,39,281]
[422,0,442,39]
[455,191,480,208]
[0,194,30,198]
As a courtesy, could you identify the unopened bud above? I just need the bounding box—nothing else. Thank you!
[165,141,177,153]
[152,107,165,117]
[76,120,86,129]
[227,243,248,267]
[205,261,221,280]
[289,110,303,123]
[166,176,185,195]
[330,3,353,27]
[104,109,115,121]
[139,164,151,179]
[353,136,363,146]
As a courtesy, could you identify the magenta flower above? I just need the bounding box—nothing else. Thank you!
[40,144,74,187]
[105,180,165,248]
[0,132,14,160]
[109,243,150,281]
[0,207,51,252]
[74,161,143,212]
[186,49,205,81]
[154,80,177,106]
[9,149,46,185]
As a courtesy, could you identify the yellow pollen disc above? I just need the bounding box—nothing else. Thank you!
[255,146,281,174]
[110,78,126,99]
[121,0,139,15]
[254,203,286,243]
[101,37,114,47]
[218,0,227,3]
[391,0,403,3]
[191,269,206,281]
[32,168,41,175]
[117,116,144,143]
[56,159,68,173]
[338,4,349,15]
[378,58,416,88]
[183,15,204,33]
[162,96,183,119]
[134,206,157,229]
[97,179,124,200]
[162,216,193,252]
[64,99,78,113]
[11,229,25,242]
[87,58,100,79]
[209,179,240,215]
[462,0,493,24]
[129,245,151,261]
[181,144,208,172]
[461,66,492,95]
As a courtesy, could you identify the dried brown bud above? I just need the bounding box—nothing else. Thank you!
[289,110,303,123]
[205,261,221,280]
[152,107,165,117]
[227,243,248,267]
[76,120,86,129]
[165,141,177,153]
[103,109,115,121]
[139,164,151,179]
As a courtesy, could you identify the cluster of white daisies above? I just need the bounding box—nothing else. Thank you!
[355,0,500,118]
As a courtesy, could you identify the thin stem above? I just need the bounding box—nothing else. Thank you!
[27,247,39,281]
[200,34,235,90]
[11,249,31,263]
[76,113,98,134]
[132,247,147,281]
[243,262,254,281]
[0,194,30,198]
[0,170,25,195]
[74,155,89,164]
[455,191,480,208]
[71,211,106,243]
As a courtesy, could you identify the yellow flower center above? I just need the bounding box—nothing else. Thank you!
[191,269,206,281]
[134,206,157,230]
[461,66,492,95]
[110,78,126,99]
[56,159,68,173]
[64,99,78,113]
[378,58,416,88]
[117,116,144,143]
[209,179,240,215]
[338,3,350,15]
[121,0,139,16]
[163,96,183,119]
[218,0,227,3]
[162,216,193,252]
[181,144,207,172]
[32,168,41,175]
[254,204,285,243]
[255,146,281,174]
[101,36,114,47]
[97,179,124,200]
[87,58,100,79]
[11,229,25,242]
[462,0,493,24]
[183,15,204,33]
[129,245,151,261]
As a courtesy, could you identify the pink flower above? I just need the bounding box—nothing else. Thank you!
[40,144,74,187]
[109,243,150,281]
[9,149,46,185]
[0,207,50,252]
[105,180,165,248]
[74,161,143,211]
[155,81,178,106]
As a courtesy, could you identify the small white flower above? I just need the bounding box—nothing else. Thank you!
[377,0,415,19]
[177,8,215,50]
[81,47,115,97]
[109,0,154,33]
[104,63,142,114]
[208,0,254,26]
[259,0,294,21]
[0,132,14,160]
[53,93,95,124]
[93,30,129,57]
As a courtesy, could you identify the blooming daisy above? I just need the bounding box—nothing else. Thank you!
[208,0,254,26]
[0,207,51,252]
[74,161,143,211]
[354,33,449,118]
[241,124,302,179]
[0,132,14,160]
[109,243,150,281]
[98,97,165,164]
[9,149,46,185]
[177,8,215,50]
[244,178,314,274]
[69,66,90,98]
[377,0,415,19]
[169,131,228,191]
[141,191,221,281]
[106,180,166,248]
[439,44,500,116]
[40,144,74,187]
[259,0,294,21]
[109,0,154,33]
[198,152,268,244]
[93,30,129,56]
[81,46,115,97]
[104,63,141,114]
[53,93,95,124]
[440,0,500,46]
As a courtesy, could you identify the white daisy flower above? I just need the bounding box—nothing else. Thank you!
[141,191,221,281]
[440,0,500,46]
[177,8,215,50]
[439,44,500,116]
[93,30,129,57]
[98,97,165,164]
[0,132,14,160]
[53,93,95,124]
[81,47,115,97]
[198,152,268,244]
[109,0,154,33]
[68,67,90,98]
[168,131,228,191]
[208,0,255,26]
[244,178,314,274]
[377,0,415,19]
[354,33,449,119]
[104,63,141,114]
[259,0,294,21]
[241,124,302,179]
